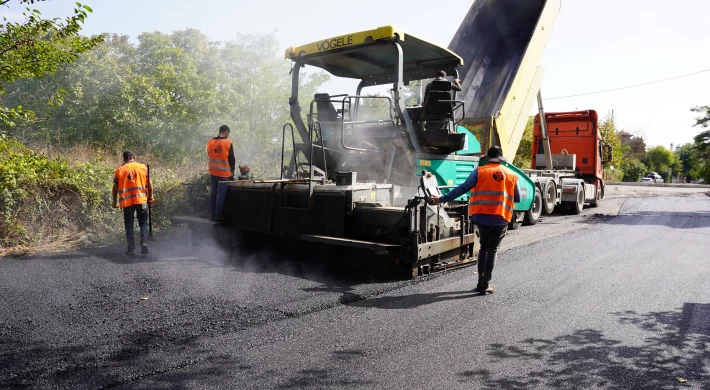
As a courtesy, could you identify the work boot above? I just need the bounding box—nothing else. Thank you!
[475,283,494,295]
[208,215,215,222]
[480,274,494,295]
[473,274,486,293]
[141,245,149,255]
[125,247,136,255]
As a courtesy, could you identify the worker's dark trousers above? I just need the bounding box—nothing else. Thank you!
[209,175,230,218]
[476,224,508,284]
[123,203,149,250]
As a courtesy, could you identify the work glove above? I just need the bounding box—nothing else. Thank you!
[228,175,235,181]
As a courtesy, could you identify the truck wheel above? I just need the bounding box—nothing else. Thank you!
[508,212,523,230]
[523,187,542,225]
[569,187,584,215]
[541,181,556,214]
[589,186,600,208]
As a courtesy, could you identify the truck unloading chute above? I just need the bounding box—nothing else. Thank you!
[450,0,561,161]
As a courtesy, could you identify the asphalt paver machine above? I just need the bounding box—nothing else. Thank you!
[213,25,534,277]
[176,0,563,277]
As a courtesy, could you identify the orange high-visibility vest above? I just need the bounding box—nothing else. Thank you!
[115,161,149,209]
[206,138,232,177]
[469,163,518,222]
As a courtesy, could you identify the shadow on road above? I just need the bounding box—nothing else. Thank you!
[347,290,480,310]
[457,303,710,389]
[581,211,710,229]
[277,348,373,390]
[112,349,372,389]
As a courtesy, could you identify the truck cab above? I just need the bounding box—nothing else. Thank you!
[530,110,613,211]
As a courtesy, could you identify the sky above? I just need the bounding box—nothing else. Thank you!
[2,0,709,149]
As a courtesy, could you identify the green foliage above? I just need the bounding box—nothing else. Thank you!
[689,130,710,183]
[622,136,646,161]
[676,144,698,179]
[691,105,710,128]
[693,130,710,158]
[644,146,676,180]
[357,95,394,122]
[620,159,647,182]
[0,136,121,247]
[0,2,103,126]
[597,112,623,168]
[596,111,626,181]
[513,117,534,168]
[2,30,328,177]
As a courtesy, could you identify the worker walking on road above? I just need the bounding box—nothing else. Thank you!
[428,146,520,294]
[207,125,236,221]
[112,151,154,255]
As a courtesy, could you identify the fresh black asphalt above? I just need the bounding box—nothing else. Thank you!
[1,193,709,389]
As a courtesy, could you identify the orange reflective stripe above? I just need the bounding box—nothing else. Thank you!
[118,186,147,194]
[470,190,514,203]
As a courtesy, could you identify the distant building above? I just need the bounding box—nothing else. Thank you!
[618,131,633,145]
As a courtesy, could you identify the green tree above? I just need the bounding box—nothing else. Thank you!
[691,105,710,128]
[1,30,329,173]
[644,145,676,181]
[597,111,624,180]
[676,143,698,180]
[513,117,534,168]
[689,130,710,182]
[620,159,647,182]
[0,2,103,126]
[623,136,646,160]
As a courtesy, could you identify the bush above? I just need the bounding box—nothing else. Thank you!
[0,136,123,251]
[0,136,216,255]
[604,168,624,182]
[621,159,647,182]
[1,139,127,252]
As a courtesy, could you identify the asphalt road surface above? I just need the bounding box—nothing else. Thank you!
[1,186,709,389]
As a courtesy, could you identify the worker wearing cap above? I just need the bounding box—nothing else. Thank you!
[428,146,520,294]
[207,125,236,221]
[424,69,462,97]
[112,151,154,255]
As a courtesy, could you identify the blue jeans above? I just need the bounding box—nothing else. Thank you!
[209,175,230,218]
[124,203,149,250]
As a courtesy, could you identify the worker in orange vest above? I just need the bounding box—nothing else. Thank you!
[207,125,235,221]
[429,146,520,295]
[112,151,154,255]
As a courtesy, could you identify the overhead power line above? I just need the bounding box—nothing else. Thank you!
[545,68,710,100]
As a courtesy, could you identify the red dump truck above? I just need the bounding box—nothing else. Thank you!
[520,109,613,223]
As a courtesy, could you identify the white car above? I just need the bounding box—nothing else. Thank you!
[647,172,663,183]
[641,177,654,183]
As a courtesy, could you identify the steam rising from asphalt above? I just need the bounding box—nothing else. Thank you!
[152,227,359,297]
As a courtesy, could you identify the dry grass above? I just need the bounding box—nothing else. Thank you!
[0,144,208,257]
[36,142,123,167]
[0,232,91,258]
